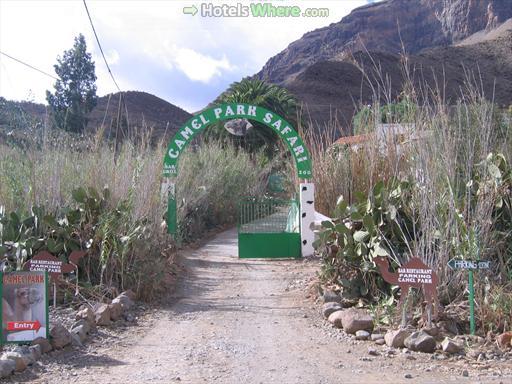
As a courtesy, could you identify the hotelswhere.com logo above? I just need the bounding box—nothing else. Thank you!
[183,1,330,18]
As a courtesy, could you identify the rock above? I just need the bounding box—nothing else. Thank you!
[462,370,469,377]
[121,289,136,300]
[50,323,72,349]
[355,330,370,340]
[70,324,88,342]
[124,312,135,322]
[0,359,16,378]
[422,326,440,337]
[1,351,29,372]
[438,320,459,335]
[328,311,344,328]
[441,337,463,354]
[404,331,437,353]
[32,337,52,354]
[496,332,512,349]
[385,329,412,348]
[371,333,384,341]
[71,319,91,334]
[94,303,112,326]
[368,348,380,356]
[70,332,83,347]
[322,302,342,318]
[375,339,386,345]
[109,301,123,321]
[322,289,341,303]
[404,373,413,379]
[340,308,374,334]
[28,344,42,361]
[112,294,134,311]
[0,359,16,379]
[76,306,96,329]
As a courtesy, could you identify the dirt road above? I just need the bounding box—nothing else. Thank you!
[15,229,511,384]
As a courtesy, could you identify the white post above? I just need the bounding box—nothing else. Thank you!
[299,183,315,257]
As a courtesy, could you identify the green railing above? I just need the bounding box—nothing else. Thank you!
[238,198,299,234]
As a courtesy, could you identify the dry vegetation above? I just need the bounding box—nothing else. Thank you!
[307,59,512,332]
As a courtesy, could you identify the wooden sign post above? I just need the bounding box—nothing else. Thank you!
[374,256,439,327]
[24,251,86,306]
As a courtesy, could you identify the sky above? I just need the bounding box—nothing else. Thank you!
[0,0,374,112]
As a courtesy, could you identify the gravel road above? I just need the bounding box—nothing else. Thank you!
[15,228,511,384]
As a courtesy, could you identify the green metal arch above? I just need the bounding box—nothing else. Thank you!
[163,103,312,179]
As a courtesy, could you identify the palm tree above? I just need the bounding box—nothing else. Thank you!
[207,78,300,155]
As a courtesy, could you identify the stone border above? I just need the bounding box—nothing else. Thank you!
[0,290,136,379]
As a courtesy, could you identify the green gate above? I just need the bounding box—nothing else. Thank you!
[238,198,301,259]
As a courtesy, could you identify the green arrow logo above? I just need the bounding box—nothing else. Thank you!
[183,5,198,16]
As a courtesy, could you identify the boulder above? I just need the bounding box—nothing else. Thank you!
[94,303,111,326]
[327,310,344,328]
[70,332,83,347]
[322,302,342,318]
[385,329,412,348]
[322,289,341,303]
[109,301,123,321]
[71,319,91,335]
[112,293,134,311]
[0,359,16,378]
[1,351,29,372]
[50,323,72,349]
[31,337,52,354]
[121,289,136,300]
[355,330,371,340]
[404,331,437,353]
[28,344,42,361]
[496,332,512,350]
[76,306,96,329]
[441,337,463,354]
[340,308,374,334]
[70,324,88,342]
[371,333,384,341]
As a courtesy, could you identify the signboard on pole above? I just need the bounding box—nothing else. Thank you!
[447,259,491,270]
[447,258,490,335]
[1,271,49,343]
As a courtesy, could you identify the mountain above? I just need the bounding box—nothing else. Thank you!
[286,26,512,132]
[257,0,512,84]
[254,0,512,133]
[0,91,192,139]
[88,91,192,138]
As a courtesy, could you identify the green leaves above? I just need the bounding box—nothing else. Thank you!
[315,178,415,301]
[353,230,370,243]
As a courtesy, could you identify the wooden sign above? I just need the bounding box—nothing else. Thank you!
[24,251,86,281]
[374,256,439,322]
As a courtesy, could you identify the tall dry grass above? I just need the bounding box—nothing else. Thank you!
[305,54,512,318]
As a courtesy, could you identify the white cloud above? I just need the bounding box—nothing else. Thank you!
[173,47,234,83]
[0,0,367,109]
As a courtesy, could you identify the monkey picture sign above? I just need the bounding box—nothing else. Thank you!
[0,271,49,343]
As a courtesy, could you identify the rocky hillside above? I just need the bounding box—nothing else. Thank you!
[257,0,512,84]
[0,91,192,139]
[88,91,191,138]
[286,27,512,132]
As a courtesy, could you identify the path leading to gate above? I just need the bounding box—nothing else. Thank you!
[19,228,510,384]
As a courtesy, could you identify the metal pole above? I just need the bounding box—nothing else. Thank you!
[468,270,475,335]
[53,282,57,307]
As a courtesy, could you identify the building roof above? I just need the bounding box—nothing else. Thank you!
[334,134,371,146]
